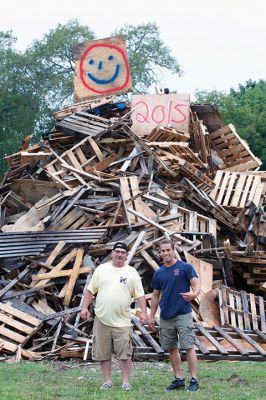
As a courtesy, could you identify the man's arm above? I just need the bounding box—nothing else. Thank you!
[136,295,147,324]
[80,289,95,320]
[180,277,201,301]
[148,289,160,331]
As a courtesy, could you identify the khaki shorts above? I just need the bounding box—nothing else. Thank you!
[92,316,133,361]
[159,313,196,351]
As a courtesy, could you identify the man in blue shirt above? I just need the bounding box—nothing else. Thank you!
[149,239,201,392]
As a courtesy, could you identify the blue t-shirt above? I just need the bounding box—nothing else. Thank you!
[151,260,198,319]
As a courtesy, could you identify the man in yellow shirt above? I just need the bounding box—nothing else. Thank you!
[81,241,147,391]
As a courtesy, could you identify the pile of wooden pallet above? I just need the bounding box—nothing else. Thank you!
[0,96,265,362]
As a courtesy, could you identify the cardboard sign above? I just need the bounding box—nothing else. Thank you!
[131,93,190,136]
[74,36,132,100]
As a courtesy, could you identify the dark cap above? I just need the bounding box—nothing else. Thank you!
[113,242,129,252]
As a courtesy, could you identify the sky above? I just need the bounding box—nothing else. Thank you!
[1,0,266,98]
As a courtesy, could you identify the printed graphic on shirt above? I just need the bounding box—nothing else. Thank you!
[120,277,127,284]
[174,269,180,276]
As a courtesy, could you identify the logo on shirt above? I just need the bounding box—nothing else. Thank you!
[120,276,127,284]
[174,269,180,276]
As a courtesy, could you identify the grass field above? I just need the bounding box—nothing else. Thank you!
[0,359,265,400]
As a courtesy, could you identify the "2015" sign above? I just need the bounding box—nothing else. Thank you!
[131,94,190,136]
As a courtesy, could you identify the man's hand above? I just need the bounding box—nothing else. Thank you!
[139,312,147,325]
[80,308,91,320]
[148,317,156,331]
[180,291,197,301]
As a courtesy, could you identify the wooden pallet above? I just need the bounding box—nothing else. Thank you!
[157,145,206,168]
[55,111,110,137]
[210,171,265,209]
[145,125,190,143]
[190,111,212,166]
[53,96,116,120]
[45,137,107,188]
[120,176,156,225]
[132,321,266,361]
[219,286,266,332]
[210,124,262,171]
[181,178,239,231]
[0,302,42,353]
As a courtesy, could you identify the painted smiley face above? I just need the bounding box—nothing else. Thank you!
[87,54,120,85]
[79,43,130,94]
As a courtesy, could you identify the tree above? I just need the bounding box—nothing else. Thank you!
[0,20,182,178]
[0,31,42,178]
[194,80,266,169]
[113,22,182,93]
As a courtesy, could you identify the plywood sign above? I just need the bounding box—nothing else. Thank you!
[74,36,132,100]
[131,93,190,136]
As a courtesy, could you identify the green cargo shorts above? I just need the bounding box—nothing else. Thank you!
[159,313,196,350]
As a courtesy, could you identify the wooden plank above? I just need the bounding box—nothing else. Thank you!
[0,339,18,352]
[221,286,229,325]
[241,291,251,330]
[85,153,117,173]
[230,174,247,207]
[0,313,33,334]
[195,323,228,354]
[184,253,213,297]
[217,172,230,204]
[127,208,193,245]
[223,173,237,206]
[63,248,84,306]
[228,292,236,327]
[141,250,160,271]
[75,147,87,165]
[120,177,135,224]
[213,326,249,355]
[209,172,222,201]
[46,241,66,267]
[0,303,41,326]
[66,150,83,171]
[34,248,78,287]
[258,296,266,333]
[87,136,103,161]
[249,293,258,330]
[218,289,225,326]
[239,174,254,207]
[132,317,164,354]
[0,266,31,299]
[32,266,91,281]
[232,326,266,356]
[127,231,146,264]
[235,293,244,330]
[0,325,26,344]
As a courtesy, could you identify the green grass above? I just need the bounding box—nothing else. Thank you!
[0,360,265,400]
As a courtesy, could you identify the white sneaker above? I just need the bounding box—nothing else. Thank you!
[100,382,112,389]
[121,383,133,391]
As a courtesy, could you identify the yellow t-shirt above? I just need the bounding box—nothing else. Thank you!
[88,261,144,327]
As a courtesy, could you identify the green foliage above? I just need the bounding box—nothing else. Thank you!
[25,19,95,132]
[194,80,266,169]
[0,31,41,178]
[0,361,265,400]
[113,22,182,93]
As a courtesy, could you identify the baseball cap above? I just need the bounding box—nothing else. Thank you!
[113,242,129,252]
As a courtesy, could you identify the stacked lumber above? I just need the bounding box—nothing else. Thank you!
[0,97,265,362]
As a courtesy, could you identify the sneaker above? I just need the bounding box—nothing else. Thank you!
[121,383,133,391]
[186,377,199,392]
[100,382,112,390]
[165,377,185,391]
